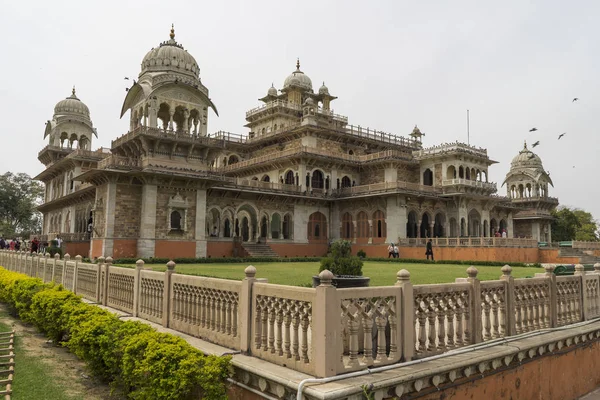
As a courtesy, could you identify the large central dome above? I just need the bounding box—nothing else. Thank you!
[140,26,200,79]
[283,60,313,91]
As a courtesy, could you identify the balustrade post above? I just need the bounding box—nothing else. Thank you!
[73,255,81,293]
[52,253,60,282]
[96,256,105,303]
[132,259,144,317]
[43,253,50,280]
[102,257,113,306]
[313,270,339,377]
[239,265,257,353]
[500,265,516,336]
[466,267,482,343]
[544,265,558,327]
[63,254,70,286]
[594,263,600,274]
[162,260,176,328]
[575,264,586,321]
[395,269,414,361]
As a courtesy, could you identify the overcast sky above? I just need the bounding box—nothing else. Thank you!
[1,0,598,221]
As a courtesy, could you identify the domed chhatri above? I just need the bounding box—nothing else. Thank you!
[140,24,200,79]
[53,87,90,117]
[510,141,542,167]
[283,59,313,91]
[318,82,329,95]
[267,84,278,97]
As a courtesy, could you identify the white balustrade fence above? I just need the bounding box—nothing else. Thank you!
[1,250,600,378]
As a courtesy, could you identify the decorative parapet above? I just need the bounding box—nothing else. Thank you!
[442,178,497,192]
[398,237,540,248]
[415,141,489,159]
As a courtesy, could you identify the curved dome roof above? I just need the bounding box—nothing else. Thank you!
[510,141,543,168]
[267,84,278,96]
[140,26,200,78]
[54,88,90,117]
[283,59,312,91]
[318,82,329,95]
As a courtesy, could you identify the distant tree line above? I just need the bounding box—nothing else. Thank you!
[551,206,599,242]
[0,172,44,239]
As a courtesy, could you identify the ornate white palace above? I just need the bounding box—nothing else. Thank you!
[34,26,558,259]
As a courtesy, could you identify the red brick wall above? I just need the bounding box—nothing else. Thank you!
[113,240,137,259]
[207,241,235,258]
[90,239,103,258]
[269,243,329,257]
[155,241,196,259]
[64,242,90,259]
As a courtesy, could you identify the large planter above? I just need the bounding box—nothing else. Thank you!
[312,275,370,288]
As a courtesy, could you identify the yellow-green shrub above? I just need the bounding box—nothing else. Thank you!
[0,267,232,399]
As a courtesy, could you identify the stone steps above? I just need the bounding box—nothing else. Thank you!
[241,243,279,258]
[559,248,600,264]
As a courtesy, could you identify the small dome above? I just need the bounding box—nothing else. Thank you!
[511,141,543,167]
[318,82,329,95]
[283,59,313,91]
[304,97,315,106]
[267,84,278,96]
[140,26,200,78]
[54,88,90,117]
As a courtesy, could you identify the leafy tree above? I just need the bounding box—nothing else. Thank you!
[551,206,599,242]
[0,172,44,238]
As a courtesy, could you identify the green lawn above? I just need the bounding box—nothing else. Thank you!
[0,312,86,400]
[121,261,542,286]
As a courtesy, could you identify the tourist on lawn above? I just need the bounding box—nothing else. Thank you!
[425,239,434,261]
[31,237,39,253]
[388,243,394,258]
[393,244,399,258]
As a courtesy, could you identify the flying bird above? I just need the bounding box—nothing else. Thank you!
[529,127,538,132]
[573,98,579,102]
[125,88,129,92]
[558,133,566,140]
[532,141,540,148]
[124,77,129,80]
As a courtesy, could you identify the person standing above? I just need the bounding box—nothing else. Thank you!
[388,243,394,258]
[393,244,399,259]
[425,239,434,261]
[501,229,507,238]
[31,237,39,253]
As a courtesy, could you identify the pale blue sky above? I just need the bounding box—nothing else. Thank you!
[1,0,598,221]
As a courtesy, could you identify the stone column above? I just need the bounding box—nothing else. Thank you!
[429,222,434,238]
[195,190,207,257]
[293,204,310,244]
[137,184,157,258]
[396,269,414,361]
[386,195,407,241]
[168,108,175,131]
[329,203,340,241]
[101,182,117,257]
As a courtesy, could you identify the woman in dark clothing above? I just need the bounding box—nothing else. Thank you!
[425,239,434,261]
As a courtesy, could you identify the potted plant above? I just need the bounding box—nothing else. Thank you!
[312,240,370,288]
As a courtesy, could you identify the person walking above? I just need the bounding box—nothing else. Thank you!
[388,243,394,258]
[31,237,39,253]
[393,244,399,259]
[425,239,434,261]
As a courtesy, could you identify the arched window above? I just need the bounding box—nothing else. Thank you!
[446,165,456,179]
[308,212,327,241]
[271,213,281,238]
[228,155,239,165]
[283,214,292,239]
[373,210,385,238]
[224,218,231,237]
[341,212,353,239]
[459,166,464,179]
[262,175,270,182]
[284,170,295,185]
[423,169,433,186]
[465,168,471,180]
[407,211,418,238]
[357,211,369,238]
[311,170,324,189]
[171,211,182,230]
[341,176,351,188]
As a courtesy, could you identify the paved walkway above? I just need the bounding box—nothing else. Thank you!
[580,387,600,399]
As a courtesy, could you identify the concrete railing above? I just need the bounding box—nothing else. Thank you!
[573,241,600,250]
[399,237,540,248]
[2,250,600,379]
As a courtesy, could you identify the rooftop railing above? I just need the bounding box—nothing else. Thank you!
[4,251,599,378]
[442,179,498,191]
[416,141,488,158]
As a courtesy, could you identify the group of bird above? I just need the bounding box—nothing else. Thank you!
[526,98,579,169]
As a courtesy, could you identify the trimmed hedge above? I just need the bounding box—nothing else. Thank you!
[0,268,231,399]
[112,256,541,268]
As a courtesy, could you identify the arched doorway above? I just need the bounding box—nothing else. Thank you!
[420,213,431,238]
[434,213,445,237]
[407,211,418,238]
[224,219,231,238]
[308,212,327,241]
[447,165,456,179]
[241,217,250,242]
[468,210,481,237]
[483,220,489,237]
[449,218,457,237]
[490,218,498,236]
[260,216,268,239]
[283,214,292,239]
[271,213,281,239]
[342,212,353,239]
[285,170,295,185]
[311,170,324,189]
[373,210,385,239]
[341,176,351,188]
[499,219,507,235]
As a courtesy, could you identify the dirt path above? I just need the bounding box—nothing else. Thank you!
[0,304,121,399]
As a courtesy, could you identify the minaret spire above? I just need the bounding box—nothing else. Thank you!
[170,24,175,40]
[296,58,300,70]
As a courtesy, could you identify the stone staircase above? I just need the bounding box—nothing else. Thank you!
[241,242,279,258]
[558,247,600,264]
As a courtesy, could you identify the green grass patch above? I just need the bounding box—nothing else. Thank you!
[120,261,542,286]
[0,311,86,400]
